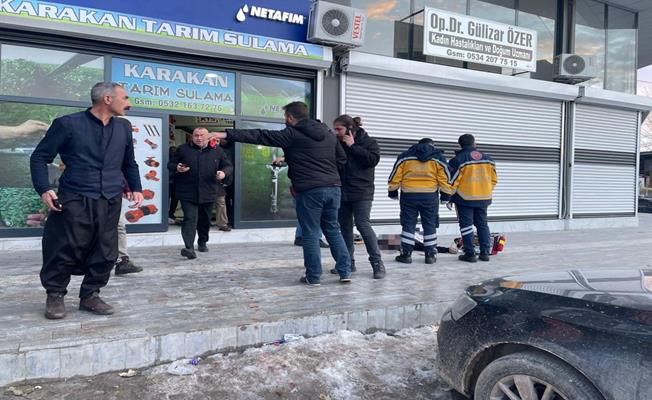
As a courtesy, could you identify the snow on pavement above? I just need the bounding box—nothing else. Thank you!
[3,327,465,400]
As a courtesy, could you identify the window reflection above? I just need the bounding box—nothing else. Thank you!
[237,121,295,222]
[0,45,103,102]
[606,6,636,93]
[352,0,412,57]
[518,0,556,81]
[574,0,606,89]
[470,0,515,25]
[0,102,84,228]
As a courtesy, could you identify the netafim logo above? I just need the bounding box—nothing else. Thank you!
[236,4,305,25]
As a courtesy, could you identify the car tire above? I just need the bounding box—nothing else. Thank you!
[473,351,603,400]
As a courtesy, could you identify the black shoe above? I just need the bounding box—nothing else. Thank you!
[181,248,197,259]
[114,257,143,275]
[319,239,329,248]
[294,237,303,246]
[197,243,208,252]
[218,225,232,232]
[479,253,490,262]
[45,293,66,320]
[425,254,437,264]
[372,260,386,279]
[299,276,321,286]
[339,276,352,283]
[330,260,356,274]
[459,253,478,263]
[395,252,412,264]
[79,293,114,315]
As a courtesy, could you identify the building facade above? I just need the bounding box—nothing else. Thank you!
[0,0,651,239]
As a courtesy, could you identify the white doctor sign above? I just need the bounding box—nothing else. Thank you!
[423,7,538,72]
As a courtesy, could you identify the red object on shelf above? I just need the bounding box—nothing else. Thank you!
[144,138,158,149]
[144,170,160,181]
[143,189,155,199]
[125,204,158,223]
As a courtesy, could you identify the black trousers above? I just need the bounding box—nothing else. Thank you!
[180,201,214,249]
[40,193,122,299]
[338,200,382,264]
[168,182,179,218]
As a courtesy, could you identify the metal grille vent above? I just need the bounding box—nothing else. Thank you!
[563,55,586,75]
[321,9,349,36]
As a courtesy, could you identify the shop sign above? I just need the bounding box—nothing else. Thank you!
[0,0,326,60]
[112,58,236,115]
[423,7,538,72]
[51,0,310,42]
[235,4,305,25]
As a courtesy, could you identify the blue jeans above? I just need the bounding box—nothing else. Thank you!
[295,187,351,282]
[294,199,323,239]
[456,204,490,256]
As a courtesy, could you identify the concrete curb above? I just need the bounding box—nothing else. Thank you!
[0,301,451,387]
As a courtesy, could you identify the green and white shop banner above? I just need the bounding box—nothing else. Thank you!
[113,58,236,115]
[0,0,332,68]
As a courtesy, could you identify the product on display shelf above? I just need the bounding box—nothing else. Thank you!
[144,138,158,149]
[142,189,155,199]
[144,170,160,181]
[144,124,161,137]
[125,204,158,223]
[144,156,160,167]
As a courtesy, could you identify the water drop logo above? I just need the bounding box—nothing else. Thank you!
[236,5,249,22]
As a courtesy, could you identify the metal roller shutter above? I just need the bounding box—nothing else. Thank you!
[346,73,562,220]
[371,158,560,221]
[575,104,638,152]
[572,164,636,215]
[345,74,562,148]
[573,104,638,216]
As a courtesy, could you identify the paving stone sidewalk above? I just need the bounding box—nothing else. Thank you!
[1,215,651,386]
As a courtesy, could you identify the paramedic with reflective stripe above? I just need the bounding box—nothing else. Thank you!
[443,134,498,263]
[387,138,453,264]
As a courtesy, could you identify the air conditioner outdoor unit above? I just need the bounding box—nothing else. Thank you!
[307,1,366,47]
[553,54,597,83]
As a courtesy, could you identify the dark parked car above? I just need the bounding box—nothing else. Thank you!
[437,269,652,400]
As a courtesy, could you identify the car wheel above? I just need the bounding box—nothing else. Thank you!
[473,351,603,400]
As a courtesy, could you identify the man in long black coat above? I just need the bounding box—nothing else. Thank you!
[169,127,232,259]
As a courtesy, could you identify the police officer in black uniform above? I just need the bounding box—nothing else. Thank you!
[30,82,143,319]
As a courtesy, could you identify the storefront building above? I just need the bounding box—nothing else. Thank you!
[1,0,651,239]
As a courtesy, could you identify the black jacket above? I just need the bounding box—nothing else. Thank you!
[339,128,380,202]
[30,109,141,199]
[168,143,233,203]
[226,119,346,193]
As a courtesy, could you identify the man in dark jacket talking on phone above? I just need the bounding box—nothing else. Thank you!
[211,102,352,286]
